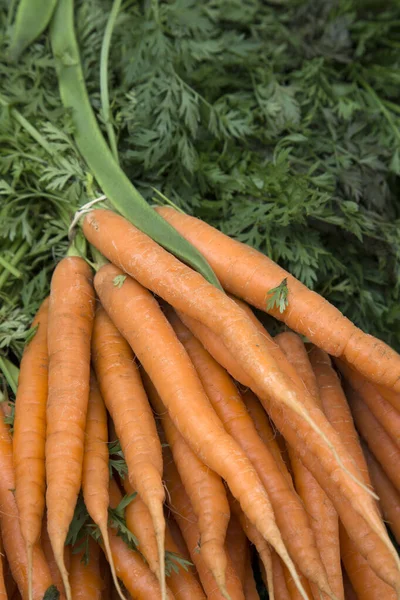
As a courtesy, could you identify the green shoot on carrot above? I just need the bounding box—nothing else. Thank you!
[266,278,289,313]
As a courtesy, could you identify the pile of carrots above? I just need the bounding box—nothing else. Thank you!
[1,206,400,600]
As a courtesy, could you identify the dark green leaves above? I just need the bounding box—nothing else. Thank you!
[266,279,289,314]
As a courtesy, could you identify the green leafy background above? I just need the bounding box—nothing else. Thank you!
[1,0,400,362]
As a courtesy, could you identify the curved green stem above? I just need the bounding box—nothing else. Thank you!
[50,0,222,290]
[100,0,121,163]
[0,239,29,291]
[0,356,18,395]
[8,0,58,61]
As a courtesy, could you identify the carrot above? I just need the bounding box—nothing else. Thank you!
[91,305,166,598]
[164,524,206,600]
[84,209,373,514]
[144,373,230,599]
[226,513,248,587]
[374,385,400,413]
[163,447,245,600]
[363,444,400,544]
[347,388,400,492]
[275,332,343,600]
[0,535,6,600]
[46,256,95,600]
[155,205,400,392]
[340,523,396,600]
[13,297,49,600]
[70,538,103,599]
[167,309,331,596]
[108,479,173,600]
[167,518,192,565]
[93,263,307,599]
[283,566,313,600]
[336,361,400,447]
[270,552,291,600]
[178,314,400,591]
[342,568,358,600]
[41,516,71,600]
[82,373,125,600]
[243,553,259,600]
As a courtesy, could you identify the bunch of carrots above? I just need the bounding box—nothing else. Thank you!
[1,205,400,600]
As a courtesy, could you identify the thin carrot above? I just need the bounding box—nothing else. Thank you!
[226,512,248,587]
[374,385,400,413]
[84,210,373,514]
[91,305,166,599]
[46,256,95,600]
[41,516,70,600]
[108,479,173,600]
[167,517,192,565]
[347,388,400,492]
[163,447,245,600]
[243,553,259,600]
[70,538,103,599]
[179,314,400,591]
[13,297,49,600]
[144,373,230,599]
[276,332,343,600]
[363,444,400,544]
[283,566,313,600]
[155,205,400,392]
[167,309,331,596]
[342,568,358,600]
[336,361,400,447]
[82,373,125,600]
[340,523,396,600]
[164,524,206,600]
[270,552,291,600]
[93,263,308,599]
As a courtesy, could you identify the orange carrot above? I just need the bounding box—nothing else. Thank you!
[226,513,248,587]
[283,566,313,600]
[178,315,400,591]
[167,517,192,565]
[270,552,291,600]
[164,524,206,600]
[276,332,343,600]
[347,388,400,492]
[84,209,374,521]
[82,373,125,600]
[93,263,307,599]
[46,256,95,600]
[336,361,400,447]
[243,553,259,600]
[144,373,230,598]
[163,448,244,600]
[342,568,358,600]
[70,538,103,599]
[91,306,166,598]
[374,385,400,413]
[363,444,400,544]
[167,310,331,596]
[13,297,49,599]
[155,205,400,392]
[0,534,6,600]
[108,480,173,600]
[41,516,71,600]
[340,523,396,600]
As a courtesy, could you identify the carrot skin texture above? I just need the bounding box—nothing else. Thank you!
[155,205,400,392]
[108,480,173,600]
[180,315,400,591]
[226,512,248,587]
[13,298,49,557]
[168,310,330,594]
[41,516,70,600]
[276,333,343,600]
[91,306,166,594]
[46,256,95,599]
[70,538,103,600]
[93,263,303,594]
[164,525,206,600]
[84,209,374,525]
[342,569,358,600]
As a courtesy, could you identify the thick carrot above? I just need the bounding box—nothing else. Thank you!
[144,373,230,598]
[243,553,259,600]
[363,444,400,544]
[374,385,400,413]
[108,479,173,600]
[46,256,95,600]
[276,332,343,600]
[84,210,373,516]
[41,516,70,600]
[336,361,400,447]
[13,297,49,599]
[347,388,400,492]
[70,538,103,599]
[164,524,206,600]
[178,315,400,591]
[155,206,400,392]
[163,448,245,600]
[226,513,248,587]
[167,310,331,595]
[91,306,166,598]
[82,373,125,600]
[340,524,396,600]
[93,263,307,599]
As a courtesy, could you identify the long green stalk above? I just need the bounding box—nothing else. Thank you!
[50,0,222,289]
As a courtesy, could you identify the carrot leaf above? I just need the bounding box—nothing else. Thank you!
[108,493,139,550]
[108,439,128,479]
[66,494,91,547]
[266,278,289,313]
[113,275,127,289]
[165,551,193,576]
[43,585,61,600]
